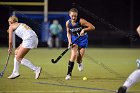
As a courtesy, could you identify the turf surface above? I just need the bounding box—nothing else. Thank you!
[0,48,140,93]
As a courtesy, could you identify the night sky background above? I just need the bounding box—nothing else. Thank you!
[0,0,140,47]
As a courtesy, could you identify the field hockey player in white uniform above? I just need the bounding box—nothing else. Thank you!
[7,16,42,79]
[117,25,140,93]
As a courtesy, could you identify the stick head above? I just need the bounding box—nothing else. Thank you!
[51,59,57,64]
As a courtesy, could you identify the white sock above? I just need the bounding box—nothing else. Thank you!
[21,58,37,71]
[12,57,20,74]
[123,69,140,89]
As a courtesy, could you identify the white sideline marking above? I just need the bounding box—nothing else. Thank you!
[0,90,140,93]
[0,90,110,93]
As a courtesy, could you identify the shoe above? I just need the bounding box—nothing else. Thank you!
[136,59,140,69]
[8,73,20,79]
[117,86,127,93]
[34,67,42,79]
[78,63,84,71]
[65,74,71,80]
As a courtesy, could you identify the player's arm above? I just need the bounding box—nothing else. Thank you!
[137,25,140,36]
[66,21,72,47]
[8,25,14,53]
[80,18,95,36]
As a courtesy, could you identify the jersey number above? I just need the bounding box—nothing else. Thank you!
[22,24,32,30]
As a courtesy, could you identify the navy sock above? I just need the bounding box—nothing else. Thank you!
[67,61,74,76]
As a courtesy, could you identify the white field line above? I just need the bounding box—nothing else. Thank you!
[0,90,140,93]
[0,90,111,93]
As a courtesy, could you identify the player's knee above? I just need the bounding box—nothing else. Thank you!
[15,56,22,62]
[15,49,18,55]
[70,54,76,60]
[73,53,77,58]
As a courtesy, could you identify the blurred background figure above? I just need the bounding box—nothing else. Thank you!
[47,19,63,48]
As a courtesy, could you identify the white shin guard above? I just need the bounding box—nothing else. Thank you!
[21,58,37,71]
[123,69,140,89]
[13,57,20,74]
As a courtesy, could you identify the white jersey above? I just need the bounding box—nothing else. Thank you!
[15,23,37,40]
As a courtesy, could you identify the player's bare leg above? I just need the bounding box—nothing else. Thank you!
[8,45,22,79]
[65,44,78,80]
[77,47,85,71]
[8,46,41,79]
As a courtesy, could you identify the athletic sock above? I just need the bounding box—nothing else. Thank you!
[13,57,20,74]
[21,58,38,71]
[123,69,140,89]
[67,61,74,76]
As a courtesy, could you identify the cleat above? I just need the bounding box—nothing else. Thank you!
[78,63,84,71]
[65,74,71,80]
[117,86,127,93]
[8,73,20,79]
[34,67,42,79]
[136,59,140,69]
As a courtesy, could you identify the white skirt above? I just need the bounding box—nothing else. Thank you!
[22,36,38,49]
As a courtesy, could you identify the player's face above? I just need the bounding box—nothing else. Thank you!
[69,12,78,22]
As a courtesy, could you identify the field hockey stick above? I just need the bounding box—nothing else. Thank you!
[51,35,81,64]
[0,53,11,77]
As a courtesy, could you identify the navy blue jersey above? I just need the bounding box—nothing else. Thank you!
[68,18,84,36]
[68,18,88,48]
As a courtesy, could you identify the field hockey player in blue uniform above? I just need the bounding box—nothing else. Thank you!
[65,8,95,80]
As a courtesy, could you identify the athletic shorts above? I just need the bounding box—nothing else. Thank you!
[22,36,38,49]
[71,34,88,48]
